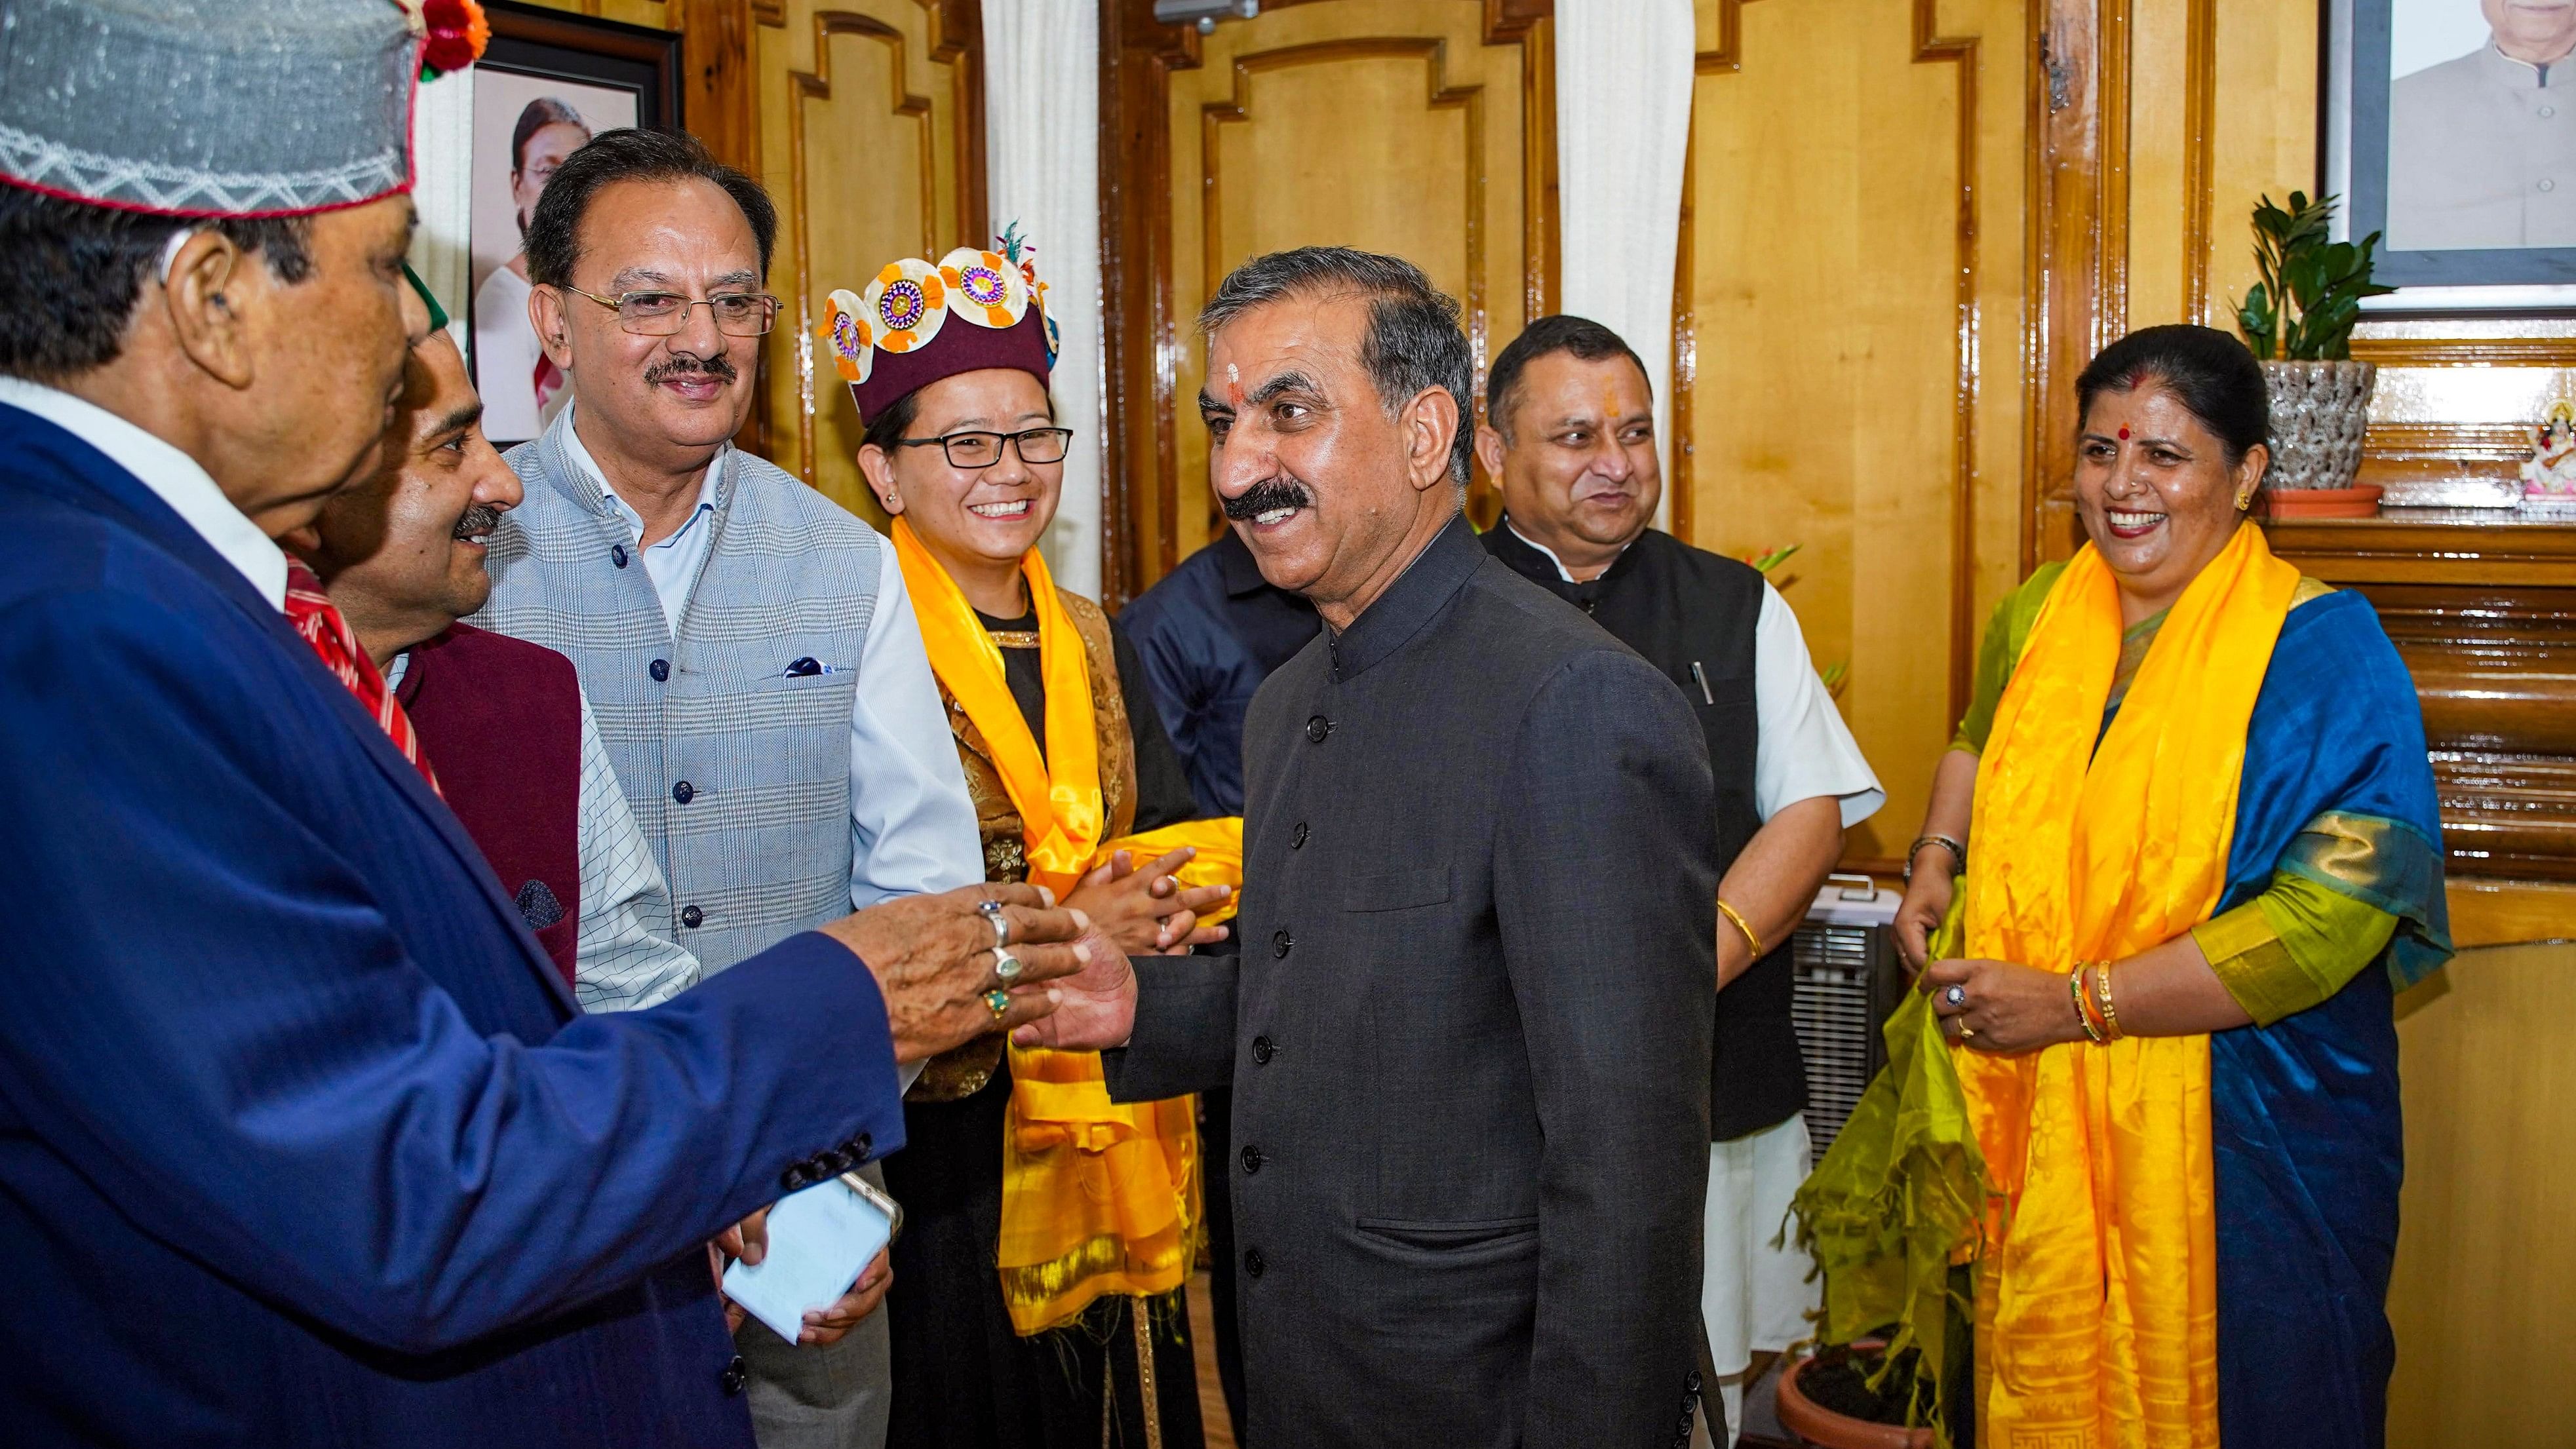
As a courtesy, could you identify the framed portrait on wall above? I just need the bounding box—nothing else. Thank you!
[2330,0,2576,311]
[469,3,681,444]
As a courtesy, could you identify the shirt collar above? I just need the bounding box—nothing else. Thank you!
[558,399,727,545]
[1213,526,1277,597]
[2481,38,2571,88]
[1328,511,1484,681]
[0,376,288,610]
[1495,512,1639,587]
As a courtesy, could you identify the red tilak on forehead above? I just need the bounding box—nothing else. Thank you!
[2118,426,2130,440]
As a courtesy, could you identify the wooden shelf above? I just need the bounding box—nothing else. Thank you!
[2262,516,2576,893]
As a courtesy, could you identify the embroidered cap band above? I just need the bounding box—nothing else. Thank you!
[0,0,421,218]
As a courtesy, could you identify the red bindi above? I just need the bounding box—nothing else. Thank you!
[2117,426,2130,440]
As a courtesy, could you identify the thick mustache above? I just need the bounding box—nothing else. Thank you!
[1222,476,1314,521]
[645,354,738,385]
[454,503,503,541]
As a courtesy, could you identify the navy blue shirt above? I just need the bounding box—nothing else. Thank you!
[1118,528,1320,817]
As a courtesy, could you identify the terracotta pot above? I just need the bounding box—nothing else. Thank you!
[1773,1342,1936,1449]
[2257,483,2381,520]
[2261,359,2377,492]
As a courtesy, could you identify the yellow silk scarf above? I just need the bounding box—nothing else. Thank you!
[1959,523,2296,1448]
[891,518,1230,1334]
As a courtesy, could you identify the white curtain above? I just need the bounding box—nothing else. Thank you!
[983,0,1104,598]
[409,68,475,353]
[1553,0,1697,529]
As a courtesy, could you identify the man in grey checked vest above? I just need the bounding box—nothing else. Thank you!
[473,128,981,1449]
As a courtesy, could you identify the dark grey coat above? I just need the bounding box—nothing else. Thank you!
[1106,515,1719,1448]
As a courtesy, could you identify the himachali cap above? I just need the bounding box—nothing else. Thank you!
[0,0,421,217]
[820,227,1061,425]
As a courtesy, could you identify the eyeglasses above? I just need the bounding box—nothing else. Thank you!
[891,427,1075,469]
[555,284,779,337]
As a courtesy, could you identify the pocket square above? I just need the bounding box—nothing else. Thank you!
[515,879,566,932]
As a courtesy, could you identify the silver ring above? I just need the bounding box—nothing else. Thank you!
[977,897,1010,948]
[1942,984,1967,1008]
[992,946,1023,984]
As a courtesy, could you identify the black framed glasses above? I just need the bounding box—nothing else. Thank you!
[892,427,1075,469]
[555,284,779,337]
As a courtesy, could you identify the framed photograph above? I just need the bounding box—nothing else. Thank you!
[2330,0,2576,311]
[468,3,681,443]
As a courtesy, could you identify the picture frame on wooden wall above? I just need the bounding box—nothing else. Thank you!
[467,3,683,444]
[2330,0,2576,311]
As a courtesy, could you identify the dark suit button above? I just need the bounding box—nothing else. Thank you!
[1239,1145,1264,1174]
[821,1148,853,1174]
[1242,1248,1265,1279]
[680,904,705,929]
[720,1353,747,1395]
[612,544,631,569]
[1270,929,1291,959]
[1686,1369,1702,1393]
[852,1133,874,1163]
[779,1162,810,1191]
[1251,1035,1275,1064]
[649,657,669,682]
[1291,822,1308,849]
[673,781,695,805]
[1304,714,1331,743]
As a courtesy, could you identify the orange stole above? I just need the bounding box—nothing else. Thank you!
[1959,524,2295,1448]
[891,519,1233,1334]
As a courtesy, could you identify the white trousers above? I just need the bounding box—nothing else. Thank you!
[1700,1113,1820,1448]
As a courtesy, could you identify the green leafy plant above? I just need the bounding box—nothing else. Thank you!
[2233,191,2396,361]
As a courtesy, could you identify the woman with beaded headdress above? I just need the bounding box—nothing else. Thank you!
[821,235,1241,1447]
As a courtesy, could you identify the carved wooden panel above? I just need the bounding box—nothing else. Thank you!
[1099,0,1555,604]
[756,1,983,520]
[1676,0,2024,868]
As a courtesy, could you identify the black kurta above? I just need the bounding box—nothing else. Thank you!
[882,611,1205,1449]
[1481,520,1808,1142]
[1104,515,1719,1447]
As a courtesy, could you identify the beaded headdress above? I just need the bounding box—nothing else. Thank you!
[820,225,1061,424]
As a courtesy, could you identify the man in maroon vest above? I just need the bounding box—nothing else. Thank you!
[287,314,697,1011]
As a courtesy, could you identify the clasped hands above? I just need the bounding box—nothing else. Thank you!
[1011,843,1227,1054]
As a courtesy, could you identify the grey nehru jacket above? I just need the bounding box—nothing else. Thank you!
[1106,514,1721,1448]
[2390,41,2576,250]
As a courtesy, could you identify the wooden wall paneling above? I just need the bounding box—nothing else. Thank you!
[1100,0,1554,604]
[761,1,983,520]
[2385,942,2576,1448]
[1097,1,1199,610]
[1677,0,2018,868]
[2024,0,2127,567]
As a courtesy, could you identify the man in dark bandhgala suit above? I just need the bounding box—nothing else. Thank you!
[0,5,1085,1446]
[1024,247,1724,1448]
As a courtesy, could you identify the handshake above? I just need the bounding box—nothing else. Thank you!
[816,844,1228,1064]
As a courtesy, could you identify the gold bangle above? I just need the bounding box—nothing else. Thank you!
[2071,965,2107,1044]
[2096,960,2124,1041]
[1717,899,1764,959]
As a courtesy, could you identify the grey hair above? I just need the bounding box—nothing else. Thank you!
[1199,246,1475,489]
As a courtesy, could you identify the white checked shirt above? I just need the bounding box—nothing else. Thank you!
[385,656,699,1013]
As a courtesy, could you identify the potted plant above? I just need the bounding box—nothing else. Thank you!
[1773,1338,1936,1449]
[2233,191,2397,518]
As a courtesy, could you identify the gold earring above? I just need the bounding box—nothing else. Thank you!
[2234,488,2255,511]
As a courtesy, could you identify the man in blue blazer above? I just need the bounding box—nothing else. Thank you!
[0,5,1089,1445]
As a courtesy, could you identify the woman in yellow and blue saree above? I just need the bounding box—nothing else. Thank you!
[1858,325,2449,1448]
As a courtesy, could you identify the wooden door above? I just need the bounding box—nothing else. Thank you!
[1100,0,1556,606]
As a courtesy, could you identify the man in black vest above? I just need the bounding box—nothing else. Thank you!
[1475,315,1884,1444]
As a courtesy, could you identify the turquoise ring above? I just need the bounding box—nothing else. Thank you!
[984,988,1011,1021]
